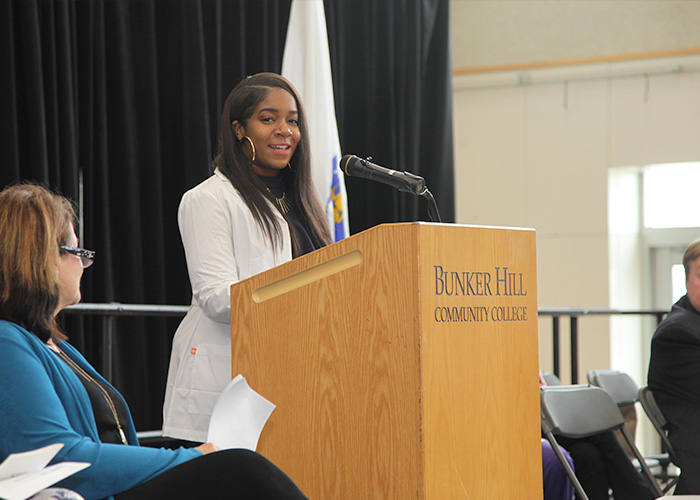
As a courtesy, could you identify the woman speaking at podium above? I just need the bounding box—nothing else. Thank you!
[163,73,331,443]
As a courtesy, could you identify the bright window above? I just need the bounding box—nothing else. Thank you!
[672,264,686,304]
[643,162,700,229]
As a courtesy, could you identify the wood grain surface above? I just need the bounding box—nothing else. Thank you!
[230,223,541,499]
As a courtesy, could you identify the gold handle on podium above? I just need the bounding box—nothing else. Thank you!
[252,250,364,303]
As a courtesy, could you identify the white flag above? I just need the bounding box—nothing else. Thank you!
[282,0,349,241]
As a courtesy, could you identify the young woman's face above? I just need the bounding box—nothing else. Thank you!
[56,226,83,313]
[234,88,301,177]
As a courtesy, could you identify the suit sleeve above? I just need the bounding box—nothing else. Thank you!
[649,320,700,407]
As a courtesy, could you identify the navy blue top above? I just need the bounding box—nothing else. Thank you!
[259,175,315,256]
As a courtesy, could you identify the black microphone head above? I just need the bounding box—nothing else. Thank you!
[340,154,361,176]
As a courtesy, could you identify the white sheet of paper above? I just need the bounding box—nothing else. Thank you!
[0,444,90,500]
[206,374,276,451]
[0,444,63,481]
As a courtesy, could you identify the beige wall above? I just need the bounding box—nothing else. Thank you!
[449,1,700,455]
[452,53,700,455]
[450,1,700,384]
[451,0,700,70]
[452,54,700,380]
[454,53,700,373]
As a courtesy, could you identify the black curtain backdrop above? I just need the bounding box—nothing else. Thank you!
[1,0,454,432]
[327,0,454,230]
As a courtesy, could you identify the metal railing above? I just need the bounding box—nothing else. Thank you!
[62,303,189,381]
[538,308,667,384]
[62,303,669,385]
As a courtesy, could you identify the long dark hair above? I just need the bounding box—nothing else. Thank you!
[0,184,75,342]
[214,73,331,256]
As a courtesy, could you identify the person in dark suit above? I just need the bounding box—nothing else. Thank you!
[648,237,700,494]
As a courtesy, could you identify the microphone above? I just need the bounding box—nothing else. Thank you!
[340,155,426,195]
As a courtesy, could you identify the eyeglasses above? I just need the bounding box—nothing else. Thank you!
[59,245,96,268]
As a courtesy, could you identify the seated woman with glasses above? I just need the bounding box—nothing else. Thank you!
[0,183,307,500]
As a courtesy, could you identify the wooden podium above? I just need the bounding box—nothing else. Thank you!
[230,223,542,498]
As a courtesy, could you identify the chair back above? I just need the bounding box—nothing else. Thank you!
[588,372,679,491]
[638,385,676,460]
[587,369,639,406]
[541,371,562,386]
[540,385,624,438]
[540,385,663,500]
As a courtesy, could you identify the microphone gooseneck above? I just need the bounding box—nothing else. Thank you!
[340,154,441,222]
[340,155,427,195]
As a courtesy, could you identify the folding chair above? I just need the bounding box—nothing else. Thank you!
[638,385,680,493]
[541,371,562,386]
[540,385,663,500]
[587,370,638,406]
[587,370,678,492]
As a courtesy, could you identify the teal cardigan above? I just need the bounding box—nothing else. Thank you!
[0,320,201,500]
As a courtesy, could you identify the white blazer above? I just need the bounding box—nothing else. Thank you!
[163,169,291,442]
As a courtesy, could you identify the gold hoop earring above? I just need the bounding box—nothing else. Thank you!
[238,135,256,164]
[245,136,256,164]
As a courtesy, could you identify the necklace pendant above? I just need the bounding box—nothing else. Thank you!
[118,426,128,445]
[266,187,291,214]
[277,196,291,214]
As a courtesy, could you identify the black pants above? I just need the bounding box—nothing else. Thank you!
[114,449,308,500]
[557,431,657,500]
[672,447,700,494]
